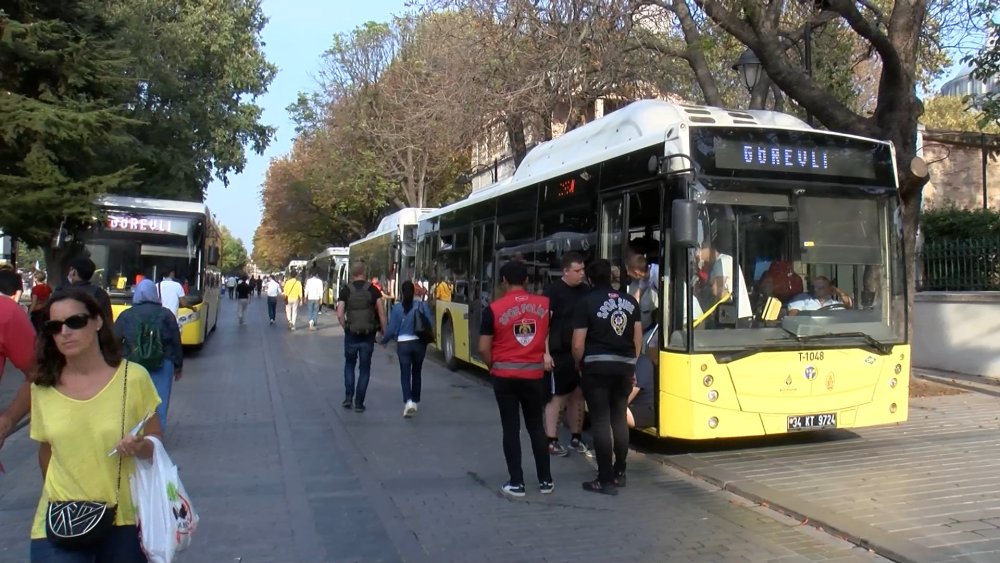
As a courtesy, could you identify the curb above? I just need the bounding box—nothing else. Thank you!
[655,454,965,563]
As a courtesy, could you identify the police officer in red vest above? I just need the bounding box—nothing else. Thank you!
[478,260,555,497]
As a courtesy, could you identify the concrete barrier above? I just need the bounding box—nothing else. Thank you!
[913,291,1000,378]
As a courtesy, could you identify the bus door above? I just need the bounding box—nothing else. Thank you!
[470,220,496,362]
[599,184,663,289]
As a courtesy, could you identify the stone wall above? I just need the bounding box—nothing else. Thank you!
[912,292,1000,377]
[921,134,1000,209]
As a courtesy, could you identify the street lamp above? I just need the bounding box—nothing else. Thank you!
[732,49,763,93]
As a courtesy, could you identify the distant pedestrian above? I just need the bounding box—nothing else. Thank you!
[29,289,162,561]
[282,273,303,330]
[304,270,324,331]
[157,268,186,321]
[29,271,52,332]
[381,281,430,418]
[264,275,281,325]
[226,275,237,300]
[255,276,263,298]
[63,256,114,323]
[337,263,387,413]
[0,269,35,451]
[236,277,252,325]
[478,261,554,498]
[115,279,183,431]
[572,259,642,495]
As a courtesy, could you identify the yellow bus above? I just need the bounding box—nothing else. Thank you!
[416,100,908,440]
[82,196,222,347]
[308,246,350,307]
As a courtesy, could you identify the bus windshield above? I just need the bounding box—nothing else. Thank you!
[668,187,906,354]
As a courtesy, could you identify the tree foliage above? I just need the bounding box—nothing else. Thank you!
[921,206,1000,241]
[921,96,1000,132]
[0,0,275,254]
[220,225,249,275]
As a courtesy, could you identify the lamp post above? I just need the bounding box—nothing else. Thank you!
[732,49,763,94]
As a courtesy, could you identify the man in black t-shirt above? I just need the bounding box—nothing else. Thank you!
[336,262,387,413]
[543,252,590,457]
[572,259,642,495]
[235,277,252,324]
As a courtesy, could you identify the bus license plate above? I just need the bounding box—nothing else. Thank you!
[787,413,837,431]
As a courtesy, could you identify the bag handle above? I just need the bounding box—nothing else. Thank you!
[114,362,128,506]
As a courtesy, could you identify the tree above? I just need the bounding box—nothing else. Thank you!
[220,225,249,274]
[969,0,1000,127]
[0,2,141,248]
[921,96,1000,132]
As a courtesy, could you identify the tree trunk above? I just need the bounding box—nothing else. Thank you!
[506,113,529,167]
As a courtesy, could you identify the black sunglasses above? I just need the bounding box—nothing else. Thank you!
[43,313,92,336]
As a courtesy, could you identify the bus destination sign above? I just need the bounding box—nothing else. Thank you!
[692,128,894,185]
[106,214,190,236]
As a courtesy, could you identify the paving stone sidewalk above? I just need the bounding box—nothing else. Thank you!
[662,381,1000,563]
[1,299,884,562]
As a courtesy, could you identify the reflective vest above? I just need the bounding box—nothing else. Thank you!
[488,289,550,379]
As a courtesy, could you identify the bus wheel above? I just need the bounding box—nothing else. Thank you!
[442,319,458,372]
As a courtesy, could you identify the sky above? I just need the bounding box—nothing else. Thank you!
[204,0,406,252]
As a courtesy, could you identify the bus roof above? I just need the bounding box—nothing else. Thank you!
[352,208,436,246]
[98,195,209,216]
[422,99,891,221]
[312,246,350,261]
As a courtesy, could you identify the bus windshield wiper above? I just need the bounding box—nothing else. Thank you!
[793,332,893,355]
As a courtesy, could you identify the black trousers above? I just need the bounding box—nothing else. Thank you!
[492,376,552,485]
[581,370,632,483]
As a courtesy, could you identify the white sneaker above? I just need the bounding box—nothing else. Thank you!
[403,401,417,417]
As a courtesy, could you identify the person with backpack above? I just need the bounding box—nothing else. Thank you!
[381,280,432,418]
[336,263,387,413]
[114,279,182,432]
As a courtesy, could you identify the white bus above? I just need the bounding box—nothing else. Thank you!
[308,246,350,307]
[349,208,436,303]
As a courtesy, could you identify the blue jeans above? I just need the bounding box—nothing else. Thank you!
[150,359,174,432]
[397,340,427,403]
[307,300,320,324]
[30,525,146,562]
[344,336,375,406]
[267,296,278,321]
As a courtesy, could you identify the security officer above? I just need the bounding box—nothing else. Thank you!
[478,260,555,497]
[572,259,642,495]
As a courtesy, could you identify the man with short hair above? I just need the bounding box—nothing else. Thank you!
[264,275,281,324]
[304,269,324,330]
[282,272,304,330]
[235,277,252,324]
[572,259,642,495]
[0,269,36,450]
[787,276,853,315]
[543,252,590,457]
[337,263,387,412]
[158,268,186,320]
[226,275,237,299]
[64,256,113,322]
[479,261,555,497]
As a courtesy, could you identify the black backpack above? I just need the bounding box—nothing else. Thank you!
[126,313,165,371]
[345,283,378,335]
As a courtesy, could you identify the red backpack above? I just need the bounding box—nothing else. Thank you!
[762,261,803,301]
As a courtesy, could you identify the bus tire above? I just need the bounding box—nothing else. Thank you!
[442,318,459,372]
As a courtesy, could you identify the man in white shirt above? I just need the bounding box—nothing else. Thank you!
[264,275,282,325]
[158,269,186,321]
[304,270,324,331]
[787,276,853,315]
[226,275,237,299]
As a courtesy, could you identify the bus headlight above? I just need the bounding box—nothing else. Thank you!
[894,364,902,375]
[889,377,898,388]
[708,417,719,429]
[703,375,714,387]
[707,390,719,402]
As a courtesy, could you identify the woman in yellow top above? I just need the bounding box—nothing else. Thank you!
[282,274,304,331]
[30,289,162,562]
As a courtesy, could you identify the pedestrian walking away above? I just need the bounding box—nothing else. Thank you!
[304,270,324,330]
[29,270,52,332]
[381,281,431,418]
[264,275,281,324]
[226,275,237,300]
[29,289,162,562]
[478,261,554,498]
[543,251,590,457]
[283,273,303,330]
[0,269,37,451]
[236,277,252,325]
[572,259,642,495]
[337,263,387,413]
[157,268,186,321]
[114,279,183,432]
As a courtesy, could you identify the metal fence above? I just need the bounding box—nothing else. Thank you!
[918,237,1000,291]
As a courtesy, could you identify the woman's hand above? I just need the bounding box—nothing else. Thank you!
[174,369,183,381]
[115,434,147,458]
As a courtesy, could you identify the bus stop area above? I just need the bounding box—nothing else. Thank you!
[0,299,997,562]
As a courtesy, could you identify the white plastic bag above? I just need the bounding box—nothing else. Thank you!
[130,436,199,563]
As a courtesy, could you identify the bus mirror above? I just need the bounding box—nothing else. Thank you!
[672,200,699,247]
[207,246,220,266]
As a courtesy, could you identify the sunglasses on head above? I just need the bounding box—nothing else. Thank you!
[43,313,92,336]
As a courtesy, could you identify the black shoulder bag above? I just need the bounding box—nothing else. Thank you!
[46,363,128,549]
[413,301,435,344]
